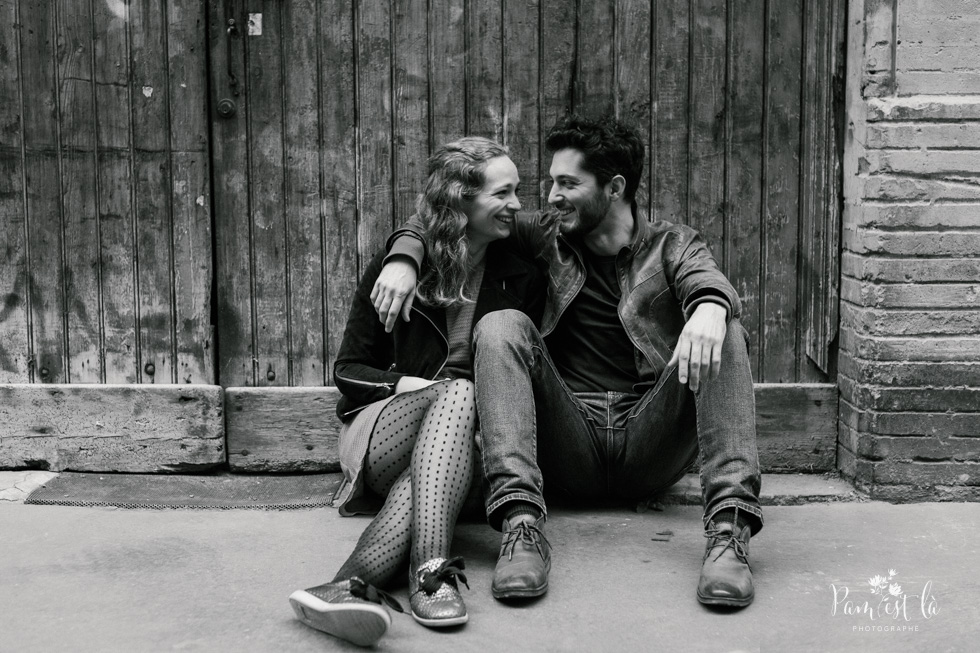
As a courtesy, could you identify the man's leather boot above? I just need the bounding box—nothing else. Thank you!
[491,515,551,600]
[697,521,754,607]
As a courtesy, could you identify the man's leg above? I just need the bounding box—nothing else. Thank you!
[619,318,761,607]
[472,309,600,599]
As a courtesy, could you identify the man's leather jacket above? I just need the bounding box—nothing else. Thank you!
[387,206,741,393]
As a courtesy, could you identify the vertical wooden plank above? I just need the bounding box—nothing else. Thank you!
[393,0,429,223]
[0,0,31,381]
[652,0,690,224]
[357,0,394,271]
[131,0,175,384]
[94,0,137,383]
[801,0,843,381]
[761,0,803,382]
[169,0,213,384]
[726,0,765,379]
[689,0,726,253]
[243,0,288,387]
[320,0,358,381]
[20,1,66,384]
[467,0,503,140]
[799,0,829,381]
[615,0,652,210]
[428,0,466,148]
[210,0,253,386]
[282,0,325,386]
[575,0,615,116]
[503,0,540,210]
[539,0,575,203]
[58,0,102,383]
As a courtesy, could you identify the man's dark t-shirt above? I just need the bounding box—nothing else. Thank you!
[546,250,640,393]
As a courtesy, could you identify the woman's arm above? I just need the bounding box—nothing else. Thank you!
[333,252,410,405]
[373,211,558,330]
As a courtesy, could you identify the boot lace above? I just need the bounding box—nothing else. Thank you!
[416,557,470,596]
[349,576,405,613]
[501,520,550,561]
[703,524,750,568]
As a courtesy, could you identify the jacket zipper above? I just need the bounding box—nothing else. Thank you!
[334,368,395,389]
[412,307,450,378]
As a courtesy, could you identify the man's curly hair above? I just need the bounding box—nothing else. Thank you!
[544,114,645,201]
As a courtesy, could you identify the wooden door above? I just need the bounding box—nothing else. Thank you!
[207,0,845,388]
[0,0,213,385]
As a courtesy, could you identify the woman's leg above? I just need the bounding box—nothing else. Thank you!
[409,379,476,570]
[332,379,477,587]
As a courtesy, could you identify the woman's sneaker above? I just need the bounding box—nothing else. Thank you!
[289,577,403,647]
[408,557,469,627]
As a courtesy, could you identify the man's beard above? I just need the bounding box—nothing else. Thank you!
[559,190,610,238]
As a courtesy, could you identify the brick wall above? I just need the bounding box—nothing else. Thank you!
[840,0,980,500]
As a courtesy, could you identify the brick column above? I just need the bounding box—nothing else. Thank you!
[839,0,980,500]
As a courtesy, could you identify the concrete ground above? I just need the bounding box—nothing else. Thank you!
[2,471,978,653]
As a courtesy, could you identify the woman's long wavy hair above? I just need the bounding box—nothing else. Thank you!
[415,137,509,307]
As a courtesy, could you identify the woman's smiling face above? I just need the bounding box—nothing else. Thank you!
[465,155,522,247]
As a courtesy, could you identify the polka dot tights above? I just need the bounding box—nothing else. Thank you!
[333,378,477,586]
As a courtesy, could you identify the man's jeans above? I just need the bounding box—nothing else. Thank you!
[473,309,763,534]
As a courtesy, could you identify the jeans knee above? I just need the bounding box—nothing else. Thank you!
[473,309,535,351]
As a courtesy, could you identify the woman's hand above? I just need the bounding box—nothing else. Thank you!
[394,376,439,395]
[371,257,418,333]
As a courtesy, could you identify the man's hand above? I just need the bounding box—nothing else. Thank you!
[667,302,728,392]
[371,257,418,333]
[394,376,438,394]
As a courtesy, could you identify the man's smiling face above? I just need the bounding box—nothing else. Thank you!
[547,148,610,238]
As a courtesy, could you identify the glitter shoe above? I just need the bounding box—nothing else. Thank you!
[409,557,469,627]
[289,576,404,646]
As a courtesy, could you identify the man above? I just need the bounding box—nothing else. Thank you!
[373,115,763,608]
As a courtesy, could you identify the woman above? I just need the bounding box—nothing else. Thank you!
[288,137,544,646]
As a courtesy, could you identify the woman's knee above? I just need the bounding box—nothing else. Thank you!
[437,377,476,402]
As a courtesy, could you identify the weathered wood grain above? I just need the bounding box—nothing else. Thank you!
[575,0,615,116]
[59,0,102,383]
[319,0,358,378]
[466,0,503,140]
[20,3,65,384]
[761,0,803,383]
[0,0,30,382]
[130,0,175,384]
[801,0,844,379]
[283,0,326,386]
[226,387,342,472]
[726,0,765,380]
[503,0,540,210]
[94,0,138,383]
[428,0,466,148]
[393,0,428,222]
[539,0,575,201]
[168,0,213,384]
[210,0,253,386]
[357,0,395,272]
[615,0,652,209]
[244,1,289,388]
[0,383,224,472]
[225,383,837,473]
[653,0,690,224]
[689,0,727,253]
[754,383,837,472]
